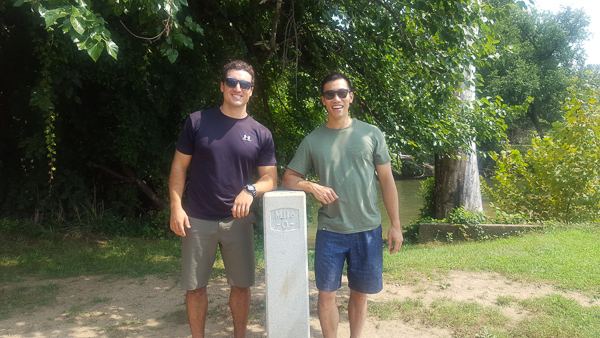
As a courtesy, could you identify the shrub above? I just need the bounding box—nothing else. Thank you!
[487,85,600,223]
[418,177,436,219]
[448,206,487,225]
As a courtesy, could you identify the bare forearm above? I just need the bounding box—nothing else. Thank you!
[282,173,312,192]
[169,166,187,208]
[253,166,278,197]
[253,174,277,197]
[380,179,401,230]
[376,163,401,230]
[282,169,338,204]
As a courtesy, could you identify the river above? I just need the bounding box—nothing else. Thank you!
[305,179,494,248]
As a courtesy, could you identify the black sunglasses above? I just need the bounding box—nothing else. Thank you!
[225,78,253,90]
[322,89,350,100]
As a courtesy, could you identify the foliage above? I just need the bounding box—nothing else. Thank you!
[2,0,517,235]
[448,206,488,225]
[401,177,436,243]
[479,1,590,138]
[418,177,436,219]
[11,0,203,62]
[488,205,531,224]
[487,84,600,223]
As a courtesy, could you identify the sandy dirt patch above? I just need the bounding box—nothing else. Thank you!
[1,271,597,337]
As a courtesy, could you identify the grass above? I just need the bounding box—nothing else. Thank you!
[0,282,61,319]
[0,236,183,281]
[368,293,600,337]
[1,222,599,337]
[510,294,600,337]
[427,297,509,337]
[383,223,600,295]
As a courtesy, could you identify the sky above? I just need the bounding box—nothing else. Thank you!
[532,0,600,65]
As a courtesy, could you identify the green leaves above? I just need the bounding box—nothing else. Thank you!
[106,40,119,59]
[488,84,600,223]
[70,7,85,35]
[23,0,203,62]
[86,40,104,61]
[478,2,589,136]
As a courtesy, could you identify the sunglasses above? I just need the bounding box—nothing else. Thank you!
[225,78,253,90]
[322,89,350,100]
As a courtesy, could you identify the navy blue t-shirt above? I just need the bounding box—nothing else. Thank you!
[176,108,277,220]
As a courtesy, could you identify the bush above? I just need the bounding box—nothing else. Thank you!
[487,85,600,223]
[448,206,487,225]
[418,177,436,219]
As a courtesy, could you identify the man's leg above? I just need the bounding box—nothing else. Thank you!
[348,289,368,338]
[230,285,251,338]
[186,287,208,338]
[318,290,339,338]
[219,215,256,338]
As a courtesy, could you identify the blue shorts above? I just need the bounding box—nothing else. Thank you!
[314,225,383,294]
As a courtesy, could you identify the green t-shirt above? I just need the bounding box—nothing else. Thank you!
[288,119,392,234]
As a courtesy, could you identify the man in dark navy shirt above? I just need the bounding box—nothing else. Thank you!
[169,60,277,338]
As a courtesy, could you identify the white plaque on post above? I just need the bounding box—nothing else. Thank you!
[262,191,310,337]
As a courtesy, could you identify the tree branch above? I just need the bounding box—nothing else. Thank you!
[92,163,165,210]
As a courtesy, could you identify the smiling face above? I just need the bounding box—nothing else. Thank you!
[322,78,354,122]
[220,69,254,109]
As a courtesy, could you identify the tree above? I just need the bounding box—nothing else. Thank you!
[1,0,511,233]
[479,2,590,138]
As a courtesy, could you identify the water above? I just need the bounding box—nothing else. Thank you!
[305,179,493,248]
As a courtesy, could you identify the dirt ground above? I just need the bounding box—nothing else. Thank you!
[1,271,598,338]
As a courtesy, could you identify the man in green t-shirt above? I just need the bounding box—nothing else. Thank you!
[282,72,403,337]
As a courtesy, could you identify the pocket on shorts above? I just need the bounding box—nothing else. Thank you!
[220,212,256,231]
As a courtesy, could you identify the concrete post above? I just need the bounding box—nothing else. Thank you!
[262,191,310,337]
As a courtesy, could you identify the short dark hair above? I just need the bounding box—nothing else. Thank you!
[222,60,255,84]
[320,72,353,93]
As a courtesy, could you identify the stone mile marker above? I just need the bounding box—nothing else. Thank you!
[263,191,310,337]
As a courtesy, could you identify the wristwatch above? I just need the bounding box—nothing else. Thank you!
[244,184,257,197]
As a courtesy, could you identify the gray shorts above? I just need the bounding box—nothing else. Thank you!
[180,213,256,290]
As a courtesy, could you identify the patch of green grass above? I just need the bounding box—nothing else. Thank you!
[496,295,518,307]
[510,294,600,337]
[369,297,424,320]
[0,235,183,279]
[384,224,600,295]
[426,297,510,337]
[64,304,85,318]
[161,308,188,324]
[0,282,60,319]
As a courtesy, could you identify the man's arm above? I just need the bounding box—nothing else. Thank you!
[169,150,192,237]
[281,168,338,205]
[231,165,278,218]
[375,162,403,254]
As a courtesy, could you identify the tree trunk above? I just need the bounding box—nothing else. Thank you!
[434,28,483,219]
[434,142,483,219]
[527,103,545,137]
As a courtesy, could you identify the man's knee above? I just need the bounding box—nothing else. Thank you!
[230,285,250,296]
[318,290,337,304]
[349,289,367,300]
[187,287,207,298]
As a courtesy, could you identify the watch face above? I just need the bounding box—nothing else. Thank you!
[246,184,257,196]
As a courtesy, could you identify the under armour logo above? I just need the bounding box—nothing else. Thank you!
[242,135,252,141]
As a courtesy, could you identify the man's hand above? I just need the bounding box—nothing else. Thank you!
[387,226,404,254]
[232,190,254,218]
[170,206,190,237]
[309,183,339,205]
